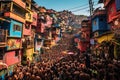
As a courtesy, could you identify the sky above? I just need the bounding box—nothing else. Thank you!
[34,0,103,16]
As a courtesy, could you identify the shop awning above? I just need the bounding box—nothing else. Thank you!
[96,33,114,43]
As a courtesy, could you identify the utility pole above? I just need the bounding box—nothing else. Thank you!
[89,0,94,16]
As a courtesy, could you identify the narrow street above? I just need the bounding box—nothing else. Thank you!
[41,32,77,63]
[0,0,120,80]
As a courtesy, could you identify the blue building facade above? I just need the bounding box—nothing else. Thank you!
[92,14,110,37]
[115,0,120,11]
[9,20,23,38]
[1,19,23,38]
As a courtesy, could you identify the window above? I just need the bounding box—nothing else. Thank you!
[25,24,30,29]
[33,17,36,21]
[26,2,30,9]
[100,18,103,21]
[0,35,5,42]
[13,24,21,31]
[0,29,4,35]
[12,4,26,18]
[28,13,31,19]
[1,2,11,12]
[15,50,19,57]
[0,49,4,60]
[0,29,5,42]
[94,20,97,25]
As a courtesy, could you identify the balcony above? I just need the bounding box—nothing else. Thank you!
[0,0,26,9]
[4,12,25,23]
[13,0,26,9]
[0,29,7,47]
[25,10,33,22]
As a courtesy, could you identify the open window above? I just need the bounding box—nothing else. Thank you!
[13,24,21,31]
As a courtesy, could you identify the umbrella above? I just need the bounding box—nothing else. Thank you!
[67,52,74,54]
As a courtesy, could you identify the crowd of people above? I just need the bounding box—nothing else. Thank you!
[3,32,120,80]
[4,52,120,80]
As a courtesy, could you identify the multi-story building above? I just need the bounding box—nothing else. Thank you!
[0,0,27,78]
[22,0,35,61]
[99,0,120,59]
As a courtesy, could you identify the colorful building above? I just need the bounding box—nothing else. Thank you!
[91,7,113,56]
[0,0,64,78]
[99,0,120,59]
[0,0,27,78]
[22,0,35,62]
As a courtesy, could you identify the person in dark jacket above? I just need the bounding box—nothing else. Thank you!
[84,53,90,68]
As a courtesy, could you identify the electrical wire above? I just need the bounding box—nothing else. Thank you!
[71,3,98,12]
[67,3,89,10]
[67,0,98,11]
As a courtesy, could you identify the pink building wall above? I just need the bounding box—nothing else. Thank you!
[32,11,38,26]
[45,15,53,28]
[4,51,21,66]
[36,22,45,33]
[36,15,53,33]
[23,24,32,36]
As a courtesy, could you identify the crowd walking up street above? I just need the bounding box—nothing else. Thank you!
[2,32,120,80]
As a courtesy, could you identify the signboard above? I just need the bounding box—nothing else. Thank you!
[7,39,21,50]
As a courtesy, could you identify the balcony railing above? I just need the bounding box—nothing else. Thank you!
[0,29,7,47]
[12,4,26,18]
[13,0,26,9]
